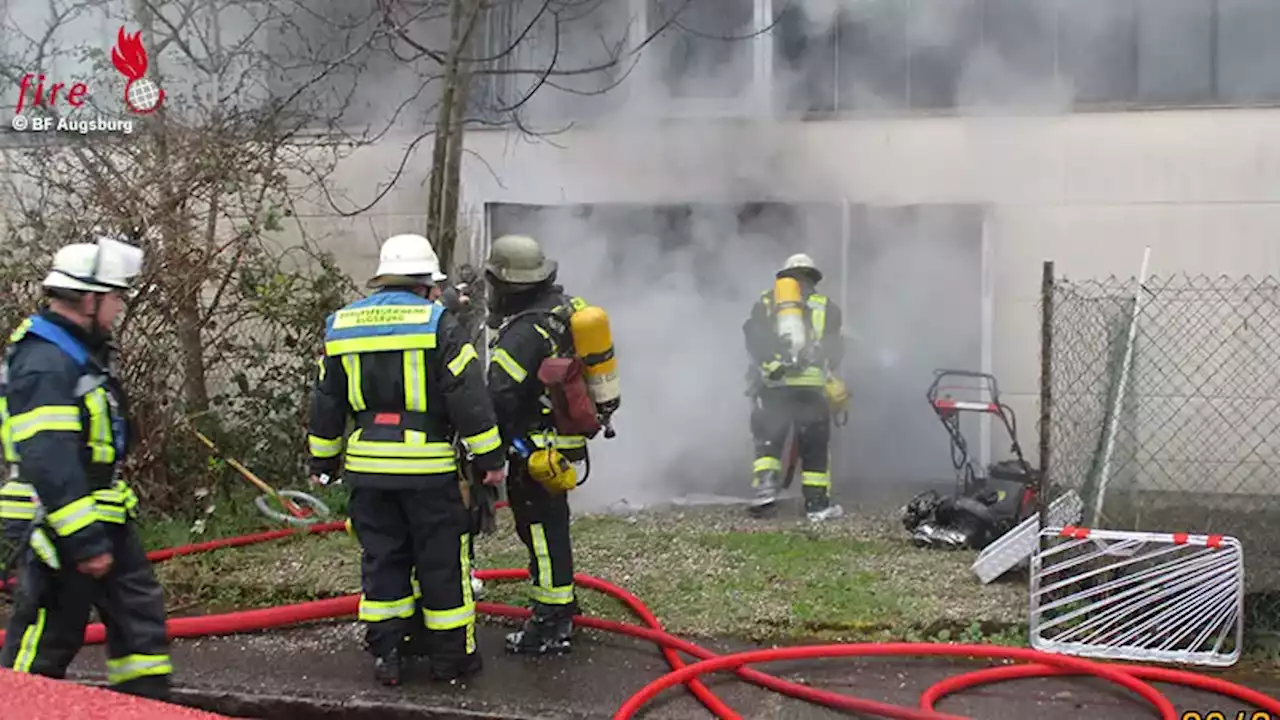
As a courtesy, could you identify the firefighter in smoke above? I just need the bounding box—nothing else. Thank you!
[484,234,619,655]
[306,233,506,686]
[0,235,173,700]
[743,253,848,521]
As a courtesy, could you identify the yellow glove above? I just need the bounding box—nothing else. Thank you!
[825,376,850,411]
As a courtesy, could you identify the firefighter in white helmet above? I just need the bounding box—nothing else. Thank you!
[0,235,173,700]
[742,253,847,521]
[307,233,505,685]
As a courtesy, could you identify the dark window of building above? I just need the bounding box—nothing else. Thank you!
[1136,0,1215,105]
[1216,0,1280,103]
[836,0,910,112]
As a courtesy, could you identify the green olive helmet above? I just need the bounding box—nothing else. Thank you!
[484,234,557,285]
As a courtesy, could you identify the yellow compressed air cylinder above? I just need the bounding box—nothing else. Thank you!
[569,305,621,412]
[773,276,806,361]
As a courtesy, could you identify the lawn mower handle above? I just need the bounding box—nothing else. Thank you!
[926,369,1003,406]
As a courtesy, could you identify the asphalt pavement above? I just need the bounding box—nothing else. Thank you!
[62,620,1279,719]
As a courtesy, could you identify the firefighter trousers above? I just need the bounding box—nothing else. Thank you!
[0,521,171,700]
[506,459,577,617]
[750,387,834,511]
[348,481,476,672]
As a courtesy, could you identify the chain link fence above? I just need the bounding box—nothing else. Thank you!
[1041,264,1280,637]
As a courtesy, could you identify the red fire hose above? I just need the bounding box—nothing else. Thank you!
[3,512,1279,720]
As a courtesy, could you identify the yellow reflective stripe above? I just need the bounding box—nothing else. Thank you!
[0,481,36,498]
[808,294,827,341]
[12,607,47,672]
[94,504,127,524]
[0,396,15,462]
[461,533,476,653]
[346,438,454,458]
[0,501,37,520]
[47,495,98,537]
[341,355,366,411]
[30,528,59,568]
[402,349,427,412]
[84,387,115,464]
[531,584,575,605]
[358,595,417,622]
[801,471,831,488]
[753,457,781,473]
[491,349,526,382]
[781,367,827,387]
[106,654,173,684]
[325,334,437,356]
[332,305,433,329]
[529,524,574,605]
[424,604,476,630]
[316,356,326,381]
[462,426,501,456]
[8,317,33,344]
[9,406,81,443]
[530,434,586,450]
[308,435,343,458]
[344,456,457,474]
[530,324,561,355]
[411,574,422,600]
[448,343,478,376]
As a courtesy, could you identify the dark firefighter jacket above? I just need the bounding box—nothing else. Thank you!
[487,291,589,462]
[0,309,138,566]
[307,289,504,488]
[743,286,844,390]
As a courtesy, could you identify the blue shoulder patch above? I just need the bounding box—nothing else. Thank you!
[24,315,91,368]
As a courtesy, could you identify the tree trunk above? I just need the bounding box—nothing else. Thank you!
[425,0,463,256]
[429,0,483,274]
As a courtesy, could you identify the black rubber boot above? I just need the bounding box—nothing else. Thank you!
[430,651,483,682]
[505,603,574,655]
[803,486,844,522]
[403,609,430,659]
[374,648,402,686]
[747,470,780,518]
[112,675,171,702]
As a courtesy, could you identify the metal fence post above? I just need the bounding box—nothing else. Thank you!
[1038,260,1054,528]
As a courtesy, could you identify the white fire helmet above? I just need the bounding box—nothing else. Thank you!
[371,233,448,285]
[778,253,822,281]
[42,235,144,293]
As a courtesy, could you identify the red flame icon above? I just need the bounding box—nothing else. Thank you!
[111,26,164,114]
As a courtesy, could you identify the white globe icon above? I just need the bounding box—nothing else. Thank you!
[126,78,161,112]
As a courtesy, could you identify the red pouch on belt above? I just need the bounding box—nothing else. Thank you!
[537,356,602,438]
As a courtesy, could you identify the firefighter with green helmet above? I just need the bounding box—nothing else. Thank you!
[484,234,595,655]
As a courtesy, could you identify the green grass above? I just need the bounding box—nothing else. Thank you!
[140,498,1032,645]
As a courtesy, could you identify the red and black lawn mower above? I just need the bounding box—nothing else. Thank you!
[902,369,1040,551]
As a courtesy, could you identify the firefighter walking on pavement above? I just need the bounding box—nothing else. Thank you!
[743,253,849,521]
[307,233,506,686]
[0,235,173,700]
[484,234,620,655]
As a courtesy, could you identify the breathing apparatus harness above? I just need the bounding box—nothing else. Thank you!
[490,294,591,495]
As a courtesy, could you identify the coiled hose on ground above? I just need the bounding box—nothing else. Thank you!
[2,514,1278,720]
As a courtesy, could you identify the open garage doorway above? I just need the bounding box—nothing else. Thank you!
[484,201,987,512]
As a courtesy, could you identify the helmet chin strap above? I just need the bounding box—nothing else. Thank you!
[85,292,112,344]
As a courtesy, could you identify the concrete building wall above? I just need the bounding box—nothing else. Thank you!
[439,107,1279,489]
